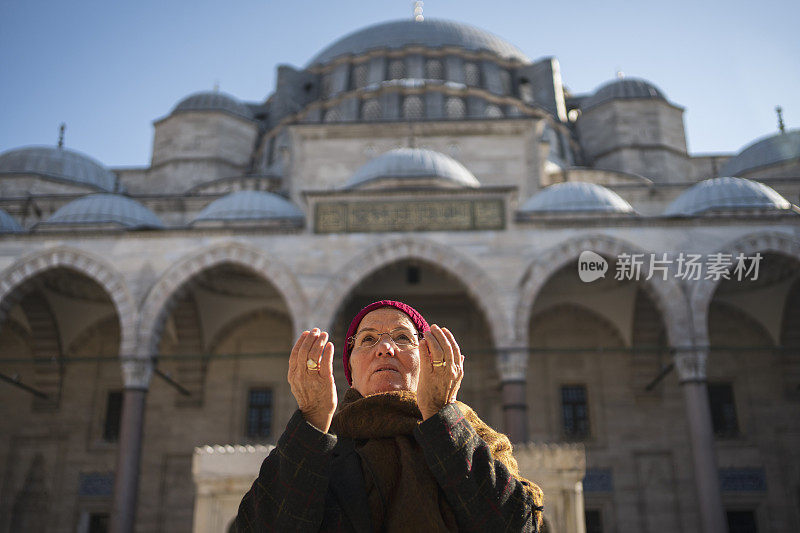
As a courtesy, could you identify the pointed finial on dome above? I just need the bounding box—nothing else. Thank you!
[213,80,220,92]
[57,123,66,149]
[615,69,625,79]
[413,1,424,21]
[776,105,785,133]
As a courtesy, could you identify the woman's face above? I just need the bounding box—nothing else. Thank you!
[349,307,421,396]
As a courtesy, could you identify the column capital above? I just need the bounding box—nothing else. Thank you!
[121,357,153,389]
[496,348,528,382]
[674,347,708,384]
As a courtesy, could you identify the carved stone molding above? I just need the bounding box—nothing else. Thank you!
[121,358,154,389]
[496,349,528,382]
[674,348,708,383]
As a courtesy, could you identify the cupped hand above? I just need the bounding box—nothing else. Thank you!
[417,324,464,420]
[287,328,337,433]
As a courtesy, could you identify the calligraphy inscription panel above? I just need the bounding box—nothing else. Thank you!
[315,199,504,233]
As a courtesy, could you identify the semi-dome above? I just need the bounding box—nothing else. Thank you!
[346,148,480,189]
[0,146,119,192]
[308,18,530,66]
[582,78,666,110]
[40,194,164,229]
[520,182,635,214]
[720,129,800,177]
[664,176,793,216]
[0,208,23,233]
[193,191,304,223]
[172,91,254,120]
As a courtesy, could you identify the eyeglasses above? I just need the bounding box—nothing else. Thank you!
[348,328,420,349]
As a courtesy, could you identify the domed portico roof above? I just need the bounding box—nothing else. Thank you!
[720,129,800,177]
[308,18,530,66]
[345,148,480,189]
[193,191,304,223]
[664,176,793,216]
[0,146,119,192]
[520,182,635,214]
[582,78,667,110]
[171,91,254,121]
[40,194,164,229]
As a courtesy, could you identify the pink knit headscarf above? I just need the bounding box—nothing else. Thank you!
[343,300,430,385]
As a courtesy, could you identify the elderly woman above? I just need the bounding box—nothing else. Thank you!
[234,300,544,532]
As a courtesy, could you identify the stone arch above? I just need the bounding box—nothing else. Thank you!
[690,231,800,346]
[207,307,292,355]
[514,234,691,349]
[311,236,509,349]
[138,242,307,357]
[0,247,137,357]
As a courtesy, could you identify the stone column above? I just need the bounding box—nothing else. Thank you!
[497,349,528,443]
[111,358,153,533]
[674,347,727,533]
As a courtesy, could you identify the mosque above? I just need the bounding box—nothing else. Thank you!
[1,12,799,533]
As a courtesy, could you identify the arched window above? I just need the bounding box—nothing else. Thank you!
[426,59,443,80]
[352,63,368,89]
[389,59,406,80]
[519,77,533,103]
[321,74,333,98]
[323,107,341,123]
[362,99,382,121]
[499,70,511,95]
[445,97,465,119]
[464,62,480,86]
[403,96,424,120]
[485,104,503,118]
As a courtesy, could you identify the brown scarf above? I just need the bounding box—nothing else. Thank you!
[331,388,538,532]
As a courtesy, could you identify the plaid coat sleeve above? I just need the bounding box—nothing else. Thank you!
[413,403,543,533]
[232,409,338,533]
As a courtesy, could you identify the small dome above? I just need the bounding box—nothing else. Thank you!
[0,208,23,233]
[346,148,480,189]
[582,78,666,110]
[520,182,635,214]
[664,177,793,216]
[720,129,800,177]
[0,146,119,192]
[193,191,304,223]
[172,91,254,120]
[308,18,529,66]
[41,194,164,229]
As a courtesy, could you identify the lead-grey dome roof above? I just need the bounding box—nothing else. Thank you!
[309,19,530,66]
[582,78,667,110]
[172,91,254,120]
[41,194,164,229]
[520,182,635,213]
[0,208,22,233]
[346,148,480,189]
[664,177,793,216]
[193,191,304,223]
[0,146,119,192]
[720,129,800,177]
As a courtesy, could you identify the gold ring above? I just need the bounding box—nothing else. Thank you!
[306,359,320,371]
[431,360,446,367]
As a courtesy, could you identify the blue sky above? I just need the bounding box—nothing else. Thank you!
[1,0,798,167]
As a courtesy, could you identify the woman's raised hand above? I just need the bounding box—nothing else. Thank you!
[417,324,464,421]
[287,328,337,433]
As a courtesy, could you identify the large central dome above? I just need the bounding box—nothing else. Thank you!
[308,18,530,66]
